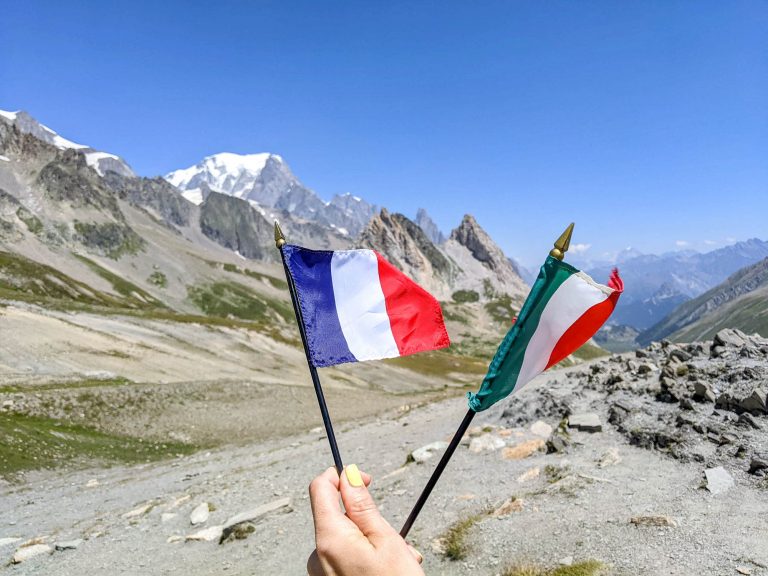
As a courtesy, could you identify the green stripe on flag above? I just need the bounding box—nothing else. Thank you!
[467,255,577,412]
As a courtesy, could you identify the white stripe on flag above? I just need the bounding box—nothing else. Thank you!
[331,250,400,361]
[515,272,610,390]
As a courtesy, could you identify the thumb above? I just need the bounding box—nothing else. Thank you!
[340,464,396,543]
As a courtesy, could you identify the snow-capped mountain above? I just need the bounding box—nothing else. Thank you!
[165,152,377,236]
[0,109,135,178]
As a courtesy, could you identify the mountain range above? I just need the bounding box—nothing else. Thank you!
[1,108,765,355]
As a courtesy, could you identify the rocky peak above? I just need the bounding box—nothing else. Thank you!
[450,214,507,274]
[415,208,445,245]
[358,209,455,297]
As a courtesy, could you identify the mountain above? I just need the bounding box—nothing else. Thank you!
[588,239,768,329]
[415,208,446,245]
[165,153,377,237]
[358,210,528,304]
[0,109,135,178]
[639,257,768,344]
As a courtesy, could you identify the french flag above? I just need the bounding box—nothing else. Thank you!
[283,245,450,367]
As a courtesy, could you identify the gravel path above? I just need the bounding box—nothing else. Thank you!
[3,359,767,576]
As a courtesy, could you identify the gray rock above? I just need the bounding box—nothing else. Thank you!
[185,526,224,542]
[55,539,84,551]
[693,381,716,403]
[12,544,52,563]
[0,537,22,548]
[748,456,768,475]
[223,497,292,529]
[714,328,747,348]
[705,466,735,494]
[190,502,210,525]
[546,434,569,454]
[630,515,677,527]
[410,441,449,463]
[468,434,505,453]
[568,413,602,433]
[739,389,767,414]
[738,413,761,429]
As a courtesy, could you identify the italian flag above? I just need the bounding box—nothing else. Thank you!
[468,255,623,412]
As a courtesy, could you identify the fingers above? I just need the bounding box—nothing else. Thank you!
[407,544,424,564]
[339,464,396,543]
[309,467,345,535]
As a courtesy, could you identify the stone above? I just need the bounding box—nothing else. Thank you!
[502,439,545,460]
[736,567,752,575]
[739,389,767,414]
[186,526,224,542]
[714,328,746,348]
[190,502,210,525]
[705,466,735,494]
[748,456,768,475]
[630,516,677,527]
[530,420,553,438]
[490,497,524,517]
[637,363,654,375]
[516,467,540,483]
[161,513,177,523]
[220,522,256,544]
[122,503,153,519]
[54,539,84,551]
[166,535,183,544]
[669,349,692,362]
[737,412,761,430]
[568,413,602,432]
[558,556,574,566]
[693,381,716,403]
[85,478,100,488]
[468,434,505,453]
[12,544,52,563]
[546,434,569,454]
[598,447,622,468]
[410,441,449,463]
[224,497,292,528]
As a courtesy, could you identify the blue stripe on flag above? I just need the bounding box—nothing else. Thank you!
[283,245,357,367]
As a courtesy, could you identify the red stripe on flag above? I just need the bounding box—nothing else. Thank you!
[544,289,621,370]
[375,252,450,356]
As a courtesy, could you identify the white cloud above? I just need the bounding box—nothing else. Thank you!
[675,240,690,248]
[569,243,591,254]
[703,239,717,246]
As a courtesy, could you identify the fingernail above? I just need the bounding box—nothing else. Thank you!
[413,548,423,564]
[345,464,364,487]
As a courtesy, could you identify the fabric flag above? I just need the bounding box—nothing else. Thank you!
[467,255,623,412]
[283,244,450,368]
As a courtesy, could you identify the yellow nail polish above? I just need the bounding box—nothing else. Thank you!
[345,464,364,487]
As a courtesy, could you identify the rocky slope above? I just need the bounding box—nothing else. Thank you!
[587,239,768,330]
[639,258,768,345]
[2,331,767,575]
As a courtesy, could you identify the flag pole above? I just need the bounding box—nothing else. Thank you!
[399,223,575,538]
[274,221,344,474]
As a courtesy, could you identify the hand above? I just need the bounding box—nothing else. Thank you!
[307,465,425,576]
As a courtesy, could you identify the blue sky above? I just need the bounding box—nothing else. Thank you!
[1,1,766,266]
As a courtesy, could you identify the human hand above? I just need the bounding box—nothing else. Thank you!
[307,465,425,576]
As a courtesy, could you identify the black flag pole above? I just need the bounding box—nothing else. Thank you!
[274,221,344,473]
[399,223,576,538]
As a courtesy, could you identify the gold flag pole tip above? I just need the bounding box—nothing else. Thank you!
[549,222,574,261]
[274,221,286,248]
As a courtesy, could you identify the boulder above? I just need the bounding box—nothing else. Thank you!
[530,420,553,438]
[748,456,768,475]
[693,381,716,403]
[468,434,505,453]
[12,544,52,563]
[714,328,747,348]
[190,502,210,525]
[410,441,449,463]
[705,466,735,494]
[739,389,767,414]
[502,439,546,460]
[568,413,602,432]
[54,539,84,551]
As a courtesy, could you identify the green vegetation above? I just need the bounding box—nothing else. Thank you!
[188,280,293,323]
[0,412,195,478]
[501,561,604,576]
[440,509,490,561]
[0,376,132,395]
[485,294,518,325]
[220,261,288,290]
[148,270,168,288]
[452,289,480,303]
[74,221,145,259]
[570,343,609,362]
[75,254,164,308]
[544,464,571,484]
[16,207,44,235]
[383,350,488,379]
